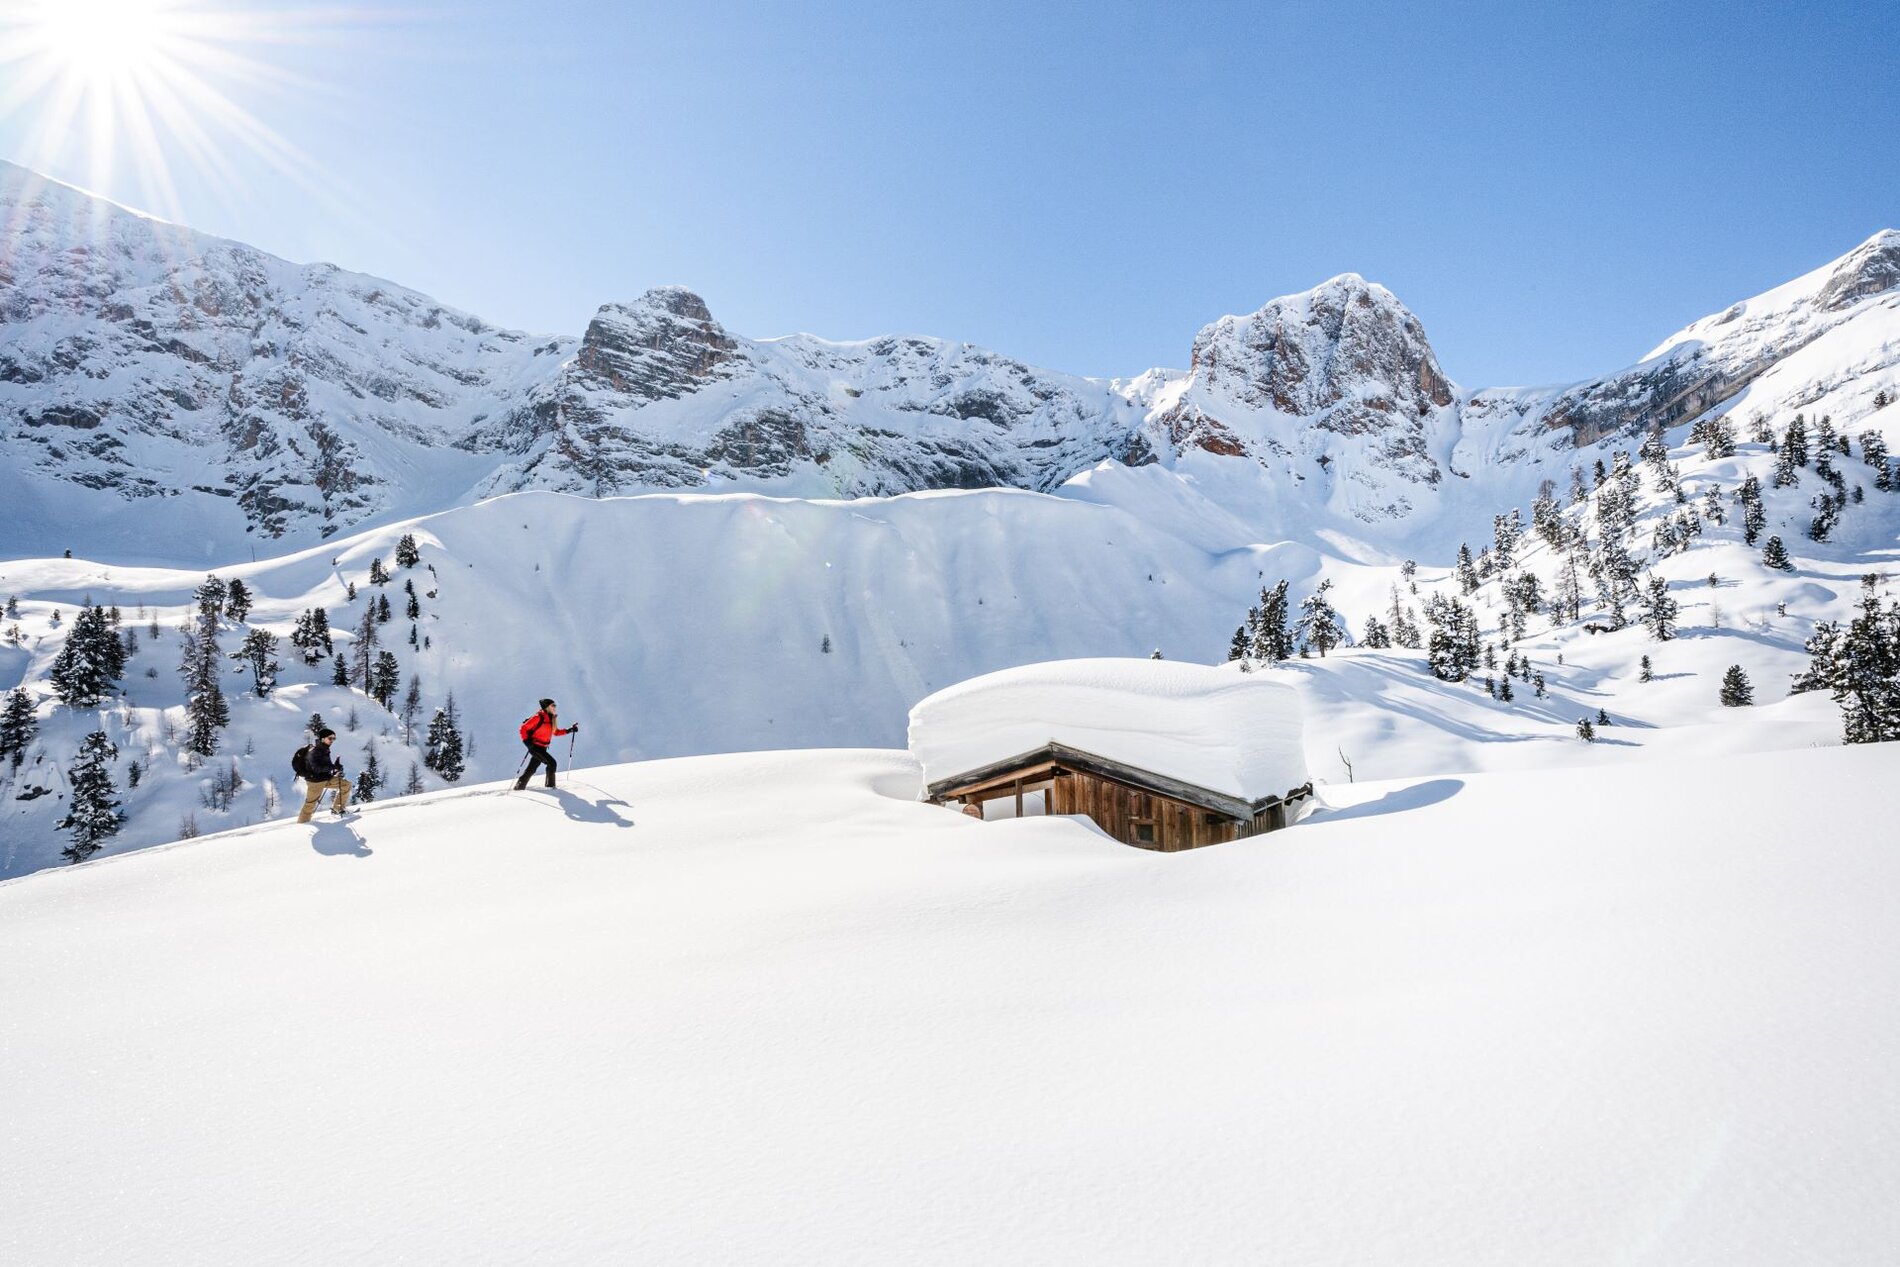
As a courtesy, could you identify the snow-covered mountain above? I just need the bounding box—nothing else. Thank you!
[9,157,1894,567]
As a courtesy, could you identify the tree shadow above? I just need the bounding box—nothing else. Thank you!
[1308,778,1464,825]
[310,819,371,858]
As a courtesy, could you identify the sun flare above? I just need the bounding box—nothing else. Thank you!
[0,0,363,222]
[29,0,180,86]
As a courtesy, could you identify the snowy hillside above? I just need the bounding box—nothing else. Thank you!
[4,742,1898,1263]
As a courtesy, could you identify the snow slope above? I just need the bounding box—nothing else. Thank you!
[4,742,1898,1264]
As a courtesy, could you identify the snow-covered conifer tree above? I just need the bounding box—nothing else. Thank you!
[232,628,280,697]
[49,604,125,707]
[224,579,252,623]
[1295,580,1344,657]
[1250,581,1294,662]
[357,743,382,803]
[57,731,124,862]
[1720,665,1754,707]
[0,687,37,770]
[369,557,390,586]
[1639,575,1679,642]
[369,650,401,708]
[424,708,465,782]
[1762,535,1794,571]
[394,534,421,568]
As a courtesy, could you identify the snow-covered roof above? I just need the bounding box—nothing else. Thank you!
[907,658,1307,806]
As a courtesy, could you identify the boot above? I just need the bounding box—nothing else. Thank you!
[514,773,530,791]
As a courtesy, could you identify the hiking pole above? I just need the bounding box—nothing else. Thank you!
[567,727,577,764]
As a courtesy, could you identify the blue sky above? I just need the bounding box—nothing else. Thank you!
[3,0,1896,385]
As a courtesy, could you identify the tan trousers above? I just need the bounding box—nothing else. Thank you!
[297,776,353,823]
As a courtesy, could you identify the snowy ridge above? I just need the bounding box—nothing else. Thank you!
[6,157,1895,565]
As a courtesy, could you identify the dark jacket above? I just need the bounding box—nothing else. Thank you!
[307,740,344,781]
[519,710,572,748]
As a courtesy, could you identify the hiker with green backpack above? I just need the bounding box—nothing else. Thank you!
[292,729,354,823]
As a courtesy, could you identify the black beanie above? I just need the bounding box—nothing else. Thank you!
[539,698,555,709]
[317,728,336,739]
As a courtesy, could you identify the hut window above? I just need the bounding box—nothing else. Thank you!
[1131,820,1156,843]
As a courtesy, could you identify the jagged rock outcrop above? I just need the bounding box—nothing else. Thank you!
[1147,275,1462,522]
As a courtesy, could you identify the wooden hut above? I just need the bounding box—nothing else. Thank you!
[925,741,1312,851]
[908,658,1312,853]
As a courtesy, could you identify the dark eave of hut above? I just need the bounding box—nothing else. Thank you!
[927,741,1303,820]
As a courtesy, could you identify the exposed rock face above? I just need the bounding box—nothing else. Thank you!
[1149,276,1461,521]
[1521,229,1900,446]
[1814,230,1900,312]
[0,162,566,541]
[572,289,742,401]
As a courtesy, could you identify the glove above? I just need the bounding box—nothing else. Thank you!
[569,722,580,733]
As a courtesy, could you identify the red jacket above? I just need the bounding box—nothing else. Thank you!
[519,711,572,747]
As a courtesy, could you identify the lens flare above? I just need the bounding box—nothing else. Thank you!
[0,0,371,222]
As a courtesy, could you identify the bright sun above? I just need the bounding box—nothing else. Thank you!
[0,0,352,219]
[32,0,180,85]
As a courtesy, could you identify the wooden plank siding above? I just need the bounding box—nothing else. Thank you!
[930,745,1313,852]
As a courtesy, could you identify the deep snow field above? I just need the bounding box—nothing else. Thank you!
[3,741,1898,1264]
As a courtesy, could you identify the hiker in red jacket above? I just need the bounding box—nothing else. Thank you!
[516,697,578,789]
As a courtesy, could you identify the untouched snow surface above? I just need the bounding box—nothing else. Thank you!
[4,742,1899,1264]
[908,657,1308,800]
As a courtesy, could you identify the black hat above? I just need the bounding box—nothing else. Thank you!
[539,698,555,709]
[317,728,337,740]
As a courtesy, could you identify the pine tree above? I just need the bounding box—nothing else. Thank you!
[424,707,465,781]
[1762,535,1794,571]
[1532,672,1546,698]
[404,579,420,620]
[2,595,16,619]
[224,579,253,623]
[394,533,421,568]
[1639,654,1653,683]
[369,650,401,708]
[1831,576,1900,744]
[291,608,334,665]
[401,675,423,742]
[233,628,280,697]
[404,762,426,796]
[1423,594,1480,681]
[1597,708,1611,726]
[179,585,230,756]
[1532,488,1566,550]
[1455,544,1479,595]
[1295,579,1344,657]
[1360,615,1391,649]
[1576,717,1596,742]
[1719,665,1754,707]
[352,604,379,689]
[1784,414,1810,467]
[1492,510,1521,571]
[1738,476,1765,545]
[195,574,228,620]
[0,686,37,770]
[1639,574,1679,641]
[1497,675,1514,702]
[357,742,382,803]
[1228,626,1249,662]
[331,655,349,687]
[57,731,124,862]
[369,557,391,586]
[1250,580,1295,662]
[49,604,125,707]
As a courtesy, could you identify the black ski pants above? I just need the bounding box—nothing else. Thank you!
[518,742,558,788]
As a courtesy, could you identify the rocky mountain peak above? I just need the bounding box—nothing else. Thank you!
[1184,274,1455,420]
[573,287,741,402]
[1814,229,1900,312]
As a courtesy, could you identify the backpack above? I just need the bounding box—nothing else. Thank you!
[291,745,313,779]
[519,714,543,744]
